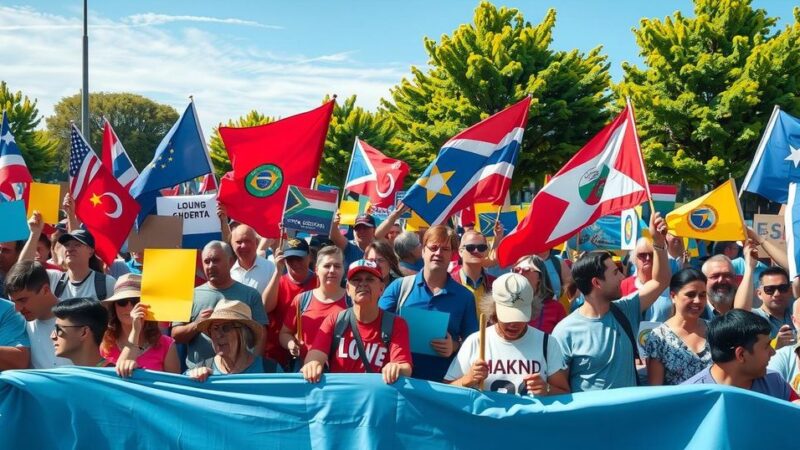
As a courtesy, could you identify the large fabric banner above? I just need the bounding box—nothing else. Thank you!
[1,368,798,449]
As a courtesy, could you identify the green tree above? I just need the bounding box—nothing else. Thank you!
[0,81,59,178]
[383,2,613,190]
[320,95,397,189]
[46,93,178,178]
[208,110,274,177]
[619,1,800,187]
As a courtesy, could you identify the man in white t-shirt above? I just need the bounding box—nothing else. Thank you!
[444,272,569,396]
[229,223,275,294]
[48,230,115,301]
[6,260,72,368]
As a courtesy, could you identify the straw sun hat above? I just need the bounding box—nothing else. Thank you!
[195,299,264,343]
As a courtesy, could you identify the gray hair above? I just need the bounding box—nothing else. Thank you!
[394,231,420,260]
[701,254,733,276]
[479,256,552,323]
[203,240,235,260]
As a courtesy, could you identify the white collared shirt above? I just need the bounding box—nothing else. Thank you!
[230,256,276,294]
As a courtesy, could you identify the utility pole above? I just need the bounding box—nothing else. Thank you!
[81,0,89,137]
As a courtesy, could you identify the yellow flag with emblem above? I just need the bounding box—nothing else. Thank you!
[665,179,746,241]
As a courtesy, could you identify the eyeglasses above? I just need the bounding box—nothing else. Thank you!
[636,252,653,261]
[208,323,242,334]
[513,266,538,275]
[762,284,791,295]
[425,245,452,253]
[53,324,85,337]
[367,257,387,264]
[461,244,488,254]
[115,298,140,308]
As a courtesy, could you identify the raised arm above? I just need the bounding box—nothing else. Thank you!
[329,211,348,250]
[638,213,670,312]
[18,212,44,263]
[63,193,80,232]
[733,240,759,311]
[262,250,285,314]
[483,221,504,268]
[747,226,789,270]
[375,205,409,240]
[217,202,231,244]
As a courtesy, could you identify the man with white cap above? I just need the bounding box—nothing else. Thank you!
[444,272,569,396]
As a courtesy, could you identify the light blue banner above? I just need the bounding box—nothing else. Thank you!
[1,368,798,449]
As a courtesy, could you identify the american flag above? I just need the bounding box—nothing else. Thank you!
[69,125,102,200]
[0,111,33,202]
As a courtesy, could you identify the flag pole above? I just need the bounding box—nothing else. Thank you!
[343,136,358,198]
[740,105,781,198]
[625,97,657,217]
[478,313,486,391]
[81,0,90,138]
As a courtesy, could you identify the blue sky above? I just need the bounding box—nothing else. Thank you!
[2,1,796,136]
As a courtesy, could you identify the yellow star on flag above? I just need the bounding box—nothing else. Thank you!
[416,165,455,203]
[89,193,102,207]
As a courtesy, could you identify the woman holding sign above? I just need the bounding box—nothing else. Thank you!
[279,246,349,367]
[444,273,570,396]
[104,274,180,377]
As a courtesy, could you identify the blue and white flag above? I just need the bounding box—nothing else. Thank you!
[102,118,138,190]
[741,106,800,203]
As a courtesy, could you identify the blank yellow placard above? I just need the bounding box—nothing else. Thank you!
[339,200,359,226]
[28,182,61,224]
[141,248,197,322]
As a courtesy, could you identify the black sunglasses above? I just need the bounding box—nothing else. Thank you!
[115,298,140,307]
[53,324,86,337]
[462,244,489,253]
[762,284,791,295]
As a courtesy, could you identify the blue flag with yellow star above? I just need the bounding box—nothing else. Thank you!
[130,102,213,224]
[402,98,530,225]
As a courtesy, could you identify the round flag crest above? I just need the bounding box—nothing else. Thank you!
[245,164,283,198]
[623,214,634,245]
[578,165,610,205]
[688,205,717,232]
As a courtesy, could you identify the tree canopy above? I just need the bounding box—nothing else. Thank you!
[0,81,59,179]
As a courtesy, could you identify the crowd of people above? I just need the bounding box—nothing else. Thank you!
[0,199,798,406]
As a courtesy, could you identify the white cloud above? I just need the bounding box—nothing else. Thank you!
[0,6,411,143]
[124,13,282,29]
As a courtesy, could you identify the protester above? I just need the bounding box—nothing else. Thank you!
[385,223,403,246]
[230,223,276,294]
[262,237,318,368]
[450,229,496,317]
[767,299,800,393]
[683,309,799,403]
[331,213,377,269]
[308,236,334,269]
[513,255,565,334]
[751,267,796,348]
[534,248,572,306]
[124,251,143,275]
[302,259,412,384]
[394,231,423,276]
[553,213,669,392]
[645,269,712,385]
[0,240,24,294]
[101,274,180,376]
[620,237,674,322]
[702,253,753,316]
[172,241,267,369]
[364,240,403,286]
[51,297,111,367]
[279,245,348,365]
[34,233,62,272]
[6,261,69,368]
[444,273,569,396]
[379,225,478,381]
[186,300,280,381]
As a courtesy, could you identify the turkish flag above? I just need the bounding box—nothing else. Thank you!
[218,101,334,238]
[344,139,409,208]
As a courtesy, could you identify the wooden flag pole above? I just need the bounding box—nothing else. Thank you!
[478,313,486,391]
[295,296,303,343]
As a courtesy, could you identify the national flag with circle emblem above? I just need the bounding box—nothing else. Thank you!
[402,97,531,226]
[101,118,139,190]
[344,138,409,208]
[69,125,140,265]
[665,179,746,242]
[497,101,650,266]
[217,100,334,239]
[0,111,33,203]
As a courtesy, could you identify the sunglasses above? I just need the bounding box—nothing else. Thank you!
[53,324,85,337]
[636,252,653,261]
[762,284,791,295]
[461,244,489,254]
[208,323,242,334]
[115,298,140,308]
[513,266,539,275]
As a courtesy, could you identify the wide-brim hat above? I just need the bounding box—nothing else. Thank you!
[102,273,143,303]
[195,299,264,343]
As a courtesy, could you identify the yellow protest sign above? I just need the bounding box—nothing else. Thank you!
[405,212,429,232]
[141,248,197,322]
[27,182,61,224]
[339,200,360,225]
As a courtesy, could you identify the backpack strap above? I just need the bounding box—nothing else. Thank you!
[380,311,395,348]
[548,255,563,291]
[396,275,416,313]
[330,309,351,360]
[299,290,315,313]
[93,271,108,301]
[543,332,549,365]
[53,272,69,298]
[608,302,641,386]
[346,309,375,373]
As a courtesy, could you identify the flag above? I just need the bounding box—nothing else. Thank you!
[217,100,334,238]
[497,102,650,266]
[741,106,800,203]
[282,186,338,235]
[665,179,746,241]
[402,97,531,225]
[69,125,140,265]
[785,183,800,278]
[130,102,213,224]
[198,173,217,194]
[344,138,409,208]
[101,118,138,190]
[0,111,33,202]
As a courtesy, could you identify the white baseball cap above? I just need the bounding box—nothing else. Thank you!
[492,272,534,323]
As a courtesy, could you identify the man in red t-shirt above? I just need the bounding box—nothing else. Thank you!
[262,238,319,367]
[302,259,412,384]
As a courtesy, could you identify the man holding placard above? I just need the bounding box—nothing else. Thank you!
[171,241,267,369]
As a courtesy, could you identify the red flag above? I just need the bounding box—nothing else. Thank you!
[497,103,650,266]
[198,173,217,193]
[343,138,410,207]
[69,125,140,265]
[218,101,334,238]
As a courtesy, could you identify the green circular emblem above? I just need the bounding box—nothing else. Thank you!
[578,165,610,205]
[245,164,283,198]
